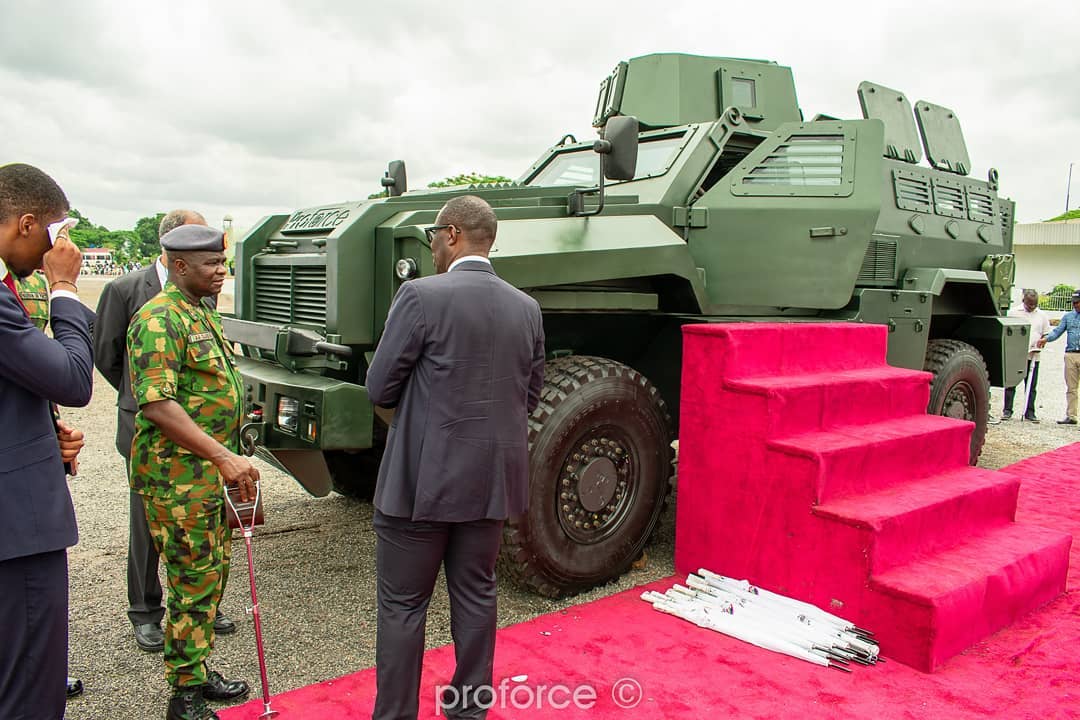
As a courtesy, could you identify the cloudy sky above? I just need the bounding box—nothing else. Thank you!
[1,1,1076,232]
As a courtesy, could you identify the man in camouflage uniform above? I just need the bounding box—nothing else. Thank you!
[16,269,50,331]
[126,224,256,720]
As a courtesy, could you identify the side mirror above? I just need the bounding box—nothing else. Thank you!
[596,115,639,181]
[381,160,407,197]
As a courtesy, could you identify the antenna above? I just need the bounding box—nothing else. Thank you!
[1067,162,1074,215]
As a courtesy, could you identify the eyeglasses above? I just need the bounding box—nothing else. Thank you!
[422,224,453,248]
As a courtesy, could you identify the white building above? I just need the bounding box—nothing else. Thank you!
[81,247,113,271]
[1012,219,1080,304]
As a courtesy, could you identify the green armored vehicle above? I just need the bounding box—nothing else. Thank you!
[225,53,1027,597]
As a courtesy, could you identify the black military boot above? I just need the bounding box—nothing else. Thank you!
[202,669,250,701]
[166,686,218,720]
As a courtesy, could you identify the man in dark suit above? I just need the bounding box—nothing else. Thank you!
[0,163,94,720]
[366,195,545,720]
[94,209,237,652]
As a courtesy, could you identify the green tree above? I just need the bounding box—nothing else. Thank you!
[1045,208,1080,222]
[368,173,513,199]
[133,213,166,261]
[427,173,513,188]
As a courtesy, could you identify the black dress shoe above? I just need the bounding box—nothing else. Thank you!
[202,670,249,702]
[1024,414,1040,424]
[1057,418,1077,425]
[134,622,165,652]
[213,611,236,635]
[167,686,218,720]
[66,676,83,699]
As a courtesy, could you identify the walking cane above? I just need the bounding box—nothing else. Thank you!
[226,480,279,719]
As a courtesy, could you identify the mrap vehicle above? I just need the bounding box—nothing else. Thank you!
[225,53,1027,597]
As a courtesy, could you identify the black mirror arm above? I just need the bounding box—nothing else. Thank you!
[567,153,608,218]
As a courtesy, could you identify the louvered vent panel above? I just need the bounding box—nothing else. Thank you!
[966,188,995,223]
[857,239,898,283]
[932,180,966,218]
[254,264,327,326]
[293,267,328,325]
[893,171,932,212]
[743,135,844,186]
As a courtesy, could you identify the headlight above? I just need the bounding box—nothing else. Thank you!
[395,257,419,280]
[277,396,300,433]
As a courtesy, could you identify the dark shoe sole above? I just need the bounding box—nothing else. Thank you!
[203,684,250,702]
[134,637,164,652]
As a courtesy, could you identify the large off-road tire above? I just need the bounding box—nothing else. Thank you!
[499,356,674,598]
[325,420,387,500]
[924,339,989,465]
[325,449,380,499]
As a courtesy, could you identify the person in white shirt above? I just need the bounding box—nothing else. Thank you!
[1002,289,1052,422]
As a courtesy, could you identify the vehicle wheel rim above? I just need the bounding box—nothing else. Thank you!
[557,429,636,544]
[943,380,976,421]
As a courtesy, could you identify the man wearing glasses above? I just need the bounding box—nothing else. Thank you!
[366,195,546,719]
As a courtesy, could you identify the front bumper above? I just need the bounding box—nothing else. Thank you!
[235,356,373,451]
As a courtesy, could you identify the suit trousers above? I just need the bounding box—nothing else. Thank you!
[1003,359,1040,418]
[373,510,504,720]
[0,550,68,720]
[125,453,164,626]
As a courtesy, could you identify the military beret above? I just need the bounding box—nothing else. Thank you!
[160,224,225,252]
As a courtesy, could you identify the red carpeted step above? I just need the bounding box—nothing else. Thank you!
[767,415,973,501]
[866,523,1072,672]
[724,366,931,435]
[814,467,1020,574]
[682,322,890,381]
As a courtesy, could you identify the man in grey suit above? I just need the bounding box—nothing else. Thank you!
[0,163,93,719]
[366,195,545,720]
[94,209,237,652]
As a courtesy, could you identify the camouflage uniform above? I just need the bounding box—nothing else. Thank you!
[16,270,50,332]
[127,282,241,688]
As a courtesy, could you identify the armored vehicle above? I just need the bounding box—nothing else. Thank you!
[225,53,1027,597]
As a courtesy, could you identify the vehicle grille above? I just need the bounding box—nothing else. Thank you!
[857,239,897,283]
[253,264,327,326]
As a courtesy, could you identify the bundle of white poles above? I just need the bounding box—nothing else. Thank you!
[641,569,881,672]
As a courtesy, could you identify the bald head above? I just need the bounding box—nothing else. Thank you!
[437,195,497,250]
[158,209,206,239]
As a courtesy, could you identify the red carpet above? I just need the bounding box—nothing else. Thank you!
[675,323,1070,670]
[222,442,1080,720]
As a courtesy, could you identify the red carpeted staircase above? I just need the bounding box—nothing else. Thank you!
[674,322,1071,671]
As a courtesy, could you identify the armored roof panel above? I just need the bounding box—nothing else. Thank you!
[858,81,922,164]
[914,101,971,175]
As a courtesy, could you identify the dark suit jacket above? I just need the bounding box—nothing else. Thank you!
[0,287,93,562]
[93,263,161,455]
[367,261,545,522]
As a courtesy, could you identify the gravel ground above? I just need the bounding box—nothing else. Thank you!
[58,277,1072,719]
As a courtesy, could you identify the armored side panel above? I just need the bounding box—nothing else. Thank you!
[858,81,922,164]
[690,119,885,311]
[914,101,971,175]
[596,53,801,132]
